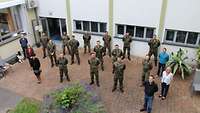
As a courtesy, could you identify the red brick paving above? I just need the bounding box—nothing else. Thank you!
[0,48,200,113]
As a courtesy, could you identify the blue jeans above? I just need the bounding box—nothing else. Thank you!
[144,94,154,113]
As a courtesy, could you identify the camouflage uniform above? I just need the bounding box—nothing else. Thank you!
[58,56,70,82]
[103,34,111,57]
[69,38,80,64]
[111,48,123,73]
[94,45,105,71]
[62,35,71,55]
[122,35,132,59]
[47,41,57,67]
[142,59,153,84]
[88,57,100,87]
[113,61,126,92]
[148,38,160,66]
[40,35,49,58]
[83,33,91,53]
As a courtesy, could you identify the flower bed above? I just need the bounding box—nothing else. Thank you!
[41,83,106,113]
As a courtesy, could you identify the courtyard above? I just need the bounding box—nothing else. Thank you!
[0,48,200,113]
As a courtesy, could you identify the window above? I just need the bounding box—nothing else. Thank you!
[74,20,107,34]
[126,25,134,36]
[136,26,144,38]
[100,23,106,33]
[176,31,187,43]
[164,29,200,46]
[146,28,154,38]
[0,6,22,45]
[165,30,175,41]
[75,21,82,30]
[117,25,124,35]
[91,22,98,32]
[186,32,198,45]
[115,24,155,40]
[83,21,89,31]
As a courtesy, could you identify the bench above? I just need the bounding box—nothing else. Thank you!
[192,70,200,95]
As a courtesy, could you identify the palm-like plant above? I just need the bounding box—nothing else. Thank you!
[167,48,191,79]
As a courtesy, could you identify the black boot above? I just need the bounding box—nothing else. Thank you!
[128,56,131,61]
[112,88,116,92]
[90,81,94,85]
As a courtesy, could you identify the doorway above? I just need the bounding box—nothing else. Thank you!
[40,17,67,41]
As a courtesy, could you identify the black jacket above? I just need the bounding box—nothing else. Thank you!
[144,81,158,96]
[32,58,40,70]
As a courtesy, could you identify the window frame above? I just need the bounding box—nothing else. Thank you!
[73,20,107,35]
[0,6,23,46]
[164,29,200,48]
[115,24,155,41]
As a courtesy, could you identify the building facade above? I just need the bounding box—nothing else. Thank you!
[0,0,37,60]
[1,0,200,64]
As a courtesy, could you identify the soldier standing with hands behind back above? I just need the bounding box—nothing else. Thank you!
[141,55,153,86]
[112,57,126,93]
[40,32,49,58]
[83,32,91,54]
[69,35,80,65]
[148,35,160,66]
[122,32,132,61]
[111,44,123,73]
[62,32,71,55]
[47,39,57,67]
[58,53,70,83]
[103,31,112,57]
[88,52,100,87]
[94,41,105,71]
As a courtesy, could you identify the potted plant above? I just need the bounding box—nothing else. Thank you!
[167,48,191,79]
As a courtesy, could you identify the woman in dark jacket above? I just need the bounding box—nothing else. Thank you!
[26,45,35,67]
[31,54,42,84]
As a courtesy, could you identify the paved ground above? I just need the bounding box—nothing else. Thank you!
[0,48,200,113]
[0,87,22,113]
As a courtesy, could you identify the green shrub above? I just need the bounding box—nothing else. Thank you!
[52,84,106,113]
[167,48,191,79]
[10,98,40,113]
[54,84,83,109]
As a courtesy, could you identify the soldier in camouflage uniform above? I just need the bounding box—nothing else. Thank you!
[69,35,80,65]
[122,32,132,60]
[148,35,160,66]
[94,41,105,71]
[103,31,111,57]
[88,52,100,87]
[141,55,153,86]
[111,44,123,73]
[112,57,126,93]
[40,32,49,58]
[62,32,71,55]
[58,53,70,83]
[83,32,91,54]
[47,39,57,67]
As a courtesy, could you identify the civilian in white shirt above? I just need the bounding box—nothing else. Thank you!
[159,67,173,100]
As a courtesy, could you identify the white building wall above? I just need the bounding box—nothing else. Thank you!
[165,0,200,32]
[71,0,108,49]
[113,0,162,58]
[36,0,199,60]
[37,0,66,18]
[162,0,200,62]
[71,0,108,23]
[114,0,162,28]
